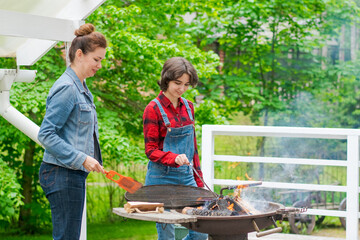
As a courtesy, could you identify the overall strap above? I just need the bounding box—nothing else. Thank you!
[181,97,194,121]
[152,99,171,127]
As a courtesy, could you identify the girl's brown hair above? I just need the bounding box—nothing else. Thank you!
[158,57,198,91]
[68,23,107,63]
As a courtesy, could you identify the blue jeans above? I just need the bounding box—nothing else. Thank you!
[39,162,88,240]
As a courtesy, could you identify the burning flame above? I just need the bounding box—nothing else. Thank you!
[234,187,242,199]
[227,203,234,211]
[245,173,252,180]
[234,173,254,198]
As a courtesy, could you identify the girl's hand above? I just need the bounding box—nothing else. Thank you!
[175,154,190,166]
[83,156,105,173]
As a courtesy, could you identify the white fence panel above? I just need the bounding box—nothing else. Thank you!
[201,125,360,240]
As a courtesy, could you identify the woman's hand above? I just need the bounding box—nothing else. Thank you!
[83,156,105,173]
[175,154,190,166]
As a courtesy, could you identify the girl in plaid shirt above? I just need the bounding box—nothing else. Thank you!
[143,57,207,240]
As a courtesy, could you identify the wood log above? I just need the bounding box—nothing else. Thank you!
[182,206,234,216]
[234,198,261,215]
[124,201,164,213]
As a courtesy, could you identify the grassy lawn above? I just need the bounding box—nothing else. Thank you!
[0,219,158,240]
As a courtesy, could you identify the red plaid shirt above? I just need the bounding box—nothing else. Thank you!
[143,91,204,187]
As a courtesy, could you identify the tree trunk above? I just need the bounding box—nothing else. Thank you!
[321,46,327,70]
[219,49,225,75]
[270,22,278,97]
[356,27,360,56]
[19,140,35,232]
[339,25,346,62]
[258,109,269,180]
[351,25,357,60]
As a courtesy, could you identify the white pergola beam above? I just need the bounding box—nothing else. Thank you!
[0,0,106,66]
[57,0,106,20]
[16,39,57,66]
[0,9,76,42]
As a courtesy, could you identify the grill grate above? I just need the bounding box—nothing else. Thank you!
[125,184,216,209]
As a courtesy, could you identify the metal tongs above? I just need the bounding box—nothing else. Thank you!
[219,181,262,197]
[189,163,218,198]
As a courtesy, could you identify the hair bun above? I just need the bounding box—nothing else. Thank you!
[74,23,95,37]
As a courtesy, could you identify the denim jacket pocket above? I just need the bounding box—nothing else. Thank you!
[79,103,92,124]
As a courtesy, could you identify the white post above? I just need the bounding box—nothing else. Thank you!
[346,135,359,240]
[202,125,215,190]
[80,192,86,240]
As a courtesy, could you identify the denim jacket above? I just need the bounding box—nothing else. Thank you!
[38,67,102,172]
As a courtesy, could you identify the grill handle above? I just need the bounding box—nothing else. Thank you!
[252,217,282,237]
[276,207,307,215]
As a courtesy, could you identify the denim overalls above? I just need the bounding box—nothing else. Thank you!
[145,97,207,240]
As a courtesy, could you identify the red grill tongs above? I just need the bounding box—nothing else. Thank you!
[104,170,143,194]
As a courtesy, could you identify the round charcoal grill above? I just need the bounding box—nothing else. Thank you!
[182,201,284,240]
[122,184,290,240]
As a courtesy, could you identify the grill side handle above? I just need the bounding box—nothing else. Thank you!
[276,207,307,215]
[252,217,282,237]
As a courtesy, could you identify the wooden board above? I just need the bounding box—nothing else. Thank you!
[113,208,197,224]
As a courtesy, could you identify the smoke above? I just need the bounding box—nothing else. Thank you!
[271,91,327,128]
[239,92,348,206]
[240,188,271,212]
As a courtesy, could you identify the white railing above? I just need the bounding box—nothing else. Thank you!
[201,125,360,240]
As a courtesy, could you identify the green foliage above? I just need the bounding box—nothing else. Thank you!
[315,60,360,128]
[0,158,23,227]
[271,58,360,130]
[87,0,220,137]
[190,0,360,124]
[0,47,66,231]
[190,0,329,122]
[2,1,220,231]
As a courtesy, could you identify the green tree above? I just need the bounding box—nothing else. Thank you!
[87,0,220,136]
[0,0,221,232]
[270,0,360,129]
[184,0,360,179]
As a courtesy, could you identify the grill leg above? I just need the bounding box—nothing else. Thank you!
[209,234,247,240]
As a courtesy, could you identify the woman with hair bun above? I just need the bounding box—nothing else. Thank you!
[38,23,107,240]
